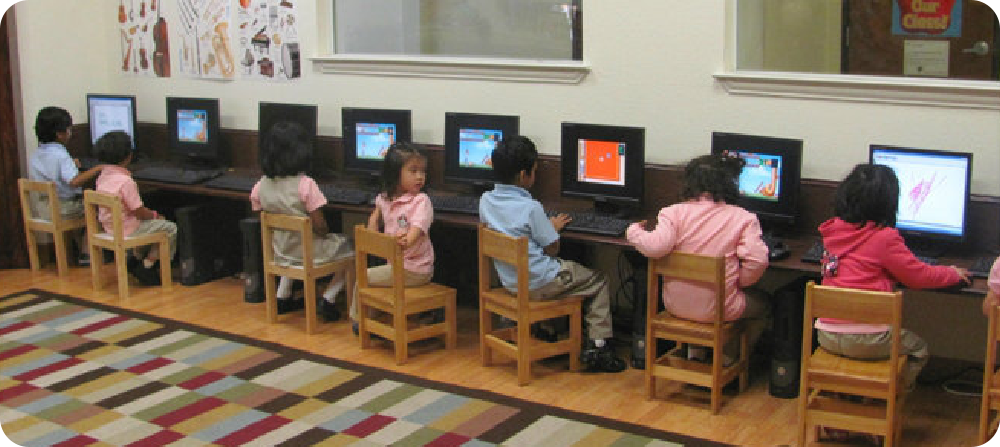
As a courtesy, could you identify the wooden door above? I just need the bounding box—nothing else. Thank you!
[845,0,998,80]
[0,12,28,269]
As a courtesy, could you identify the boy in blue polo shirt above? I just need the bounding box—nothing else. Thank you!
[479,135,626,373]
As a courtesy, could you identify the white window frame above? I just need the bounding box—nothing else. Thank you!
[714,0,1000,110]
[309,0,590,84]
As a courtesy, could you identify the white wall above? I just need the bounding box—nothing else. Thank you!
[13,0,1000,196]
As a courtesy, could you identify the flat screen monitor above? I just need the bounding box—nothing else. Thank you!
[869,145,972,245]
[258,102,317,150]
[167,97,221,160]
[87,94,137,150]
[560,122,645,207]
[342,107,411,174]
[444,112,519,187]
[711,132,803,226]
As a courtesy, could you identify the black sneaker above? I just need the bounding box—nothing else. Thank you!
[130,260,161,286]
[276,297,304,314]
[77,253,91,266]
[581,340,627,373]
[321,300,341,322]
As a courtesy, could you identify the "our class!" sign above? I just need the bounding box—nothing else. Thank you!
[893,0,963,37]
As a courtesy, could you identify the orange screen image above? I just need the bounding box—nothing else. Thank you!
[580,140,623,183]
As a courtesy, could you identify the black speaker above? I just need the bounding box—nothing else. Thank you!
[240,217,264,303]
[175,202,242,286]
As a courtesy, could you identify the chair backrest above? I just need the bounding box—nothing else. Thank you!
[354,225,405,301]
[646,251,727,329]
[83,190,126,242]
[477,224,531,310]
[260,211,317,269]
[18,178,62,228]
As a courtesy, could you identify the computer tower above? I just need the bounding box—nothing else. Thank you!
[241,217,265,303]
[768,276,813,398]
[175,201,242,286]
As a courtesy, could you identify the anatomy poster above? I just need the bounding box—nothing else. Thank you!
[176,0,236,80]
[118,0,171,77]
[235,0,302,81]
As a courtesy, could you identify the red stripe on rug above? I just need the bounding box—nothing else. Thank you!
[126,357,175,374]
[150,396,227,427]
[0,320,33,336]
[213,414,292,446]
[0,382,38,403]
[125,430,185,447]
[52,434,98,446]
[426,432,473,447]
[71,315,130,335]
[341,414,397,437]
[178,371,227,390]
[0,344,36,361]
[13,357,83,381]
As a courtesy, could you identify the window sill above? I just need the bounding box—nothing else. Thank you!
[310,55,590,84]
[714,71,1000,110]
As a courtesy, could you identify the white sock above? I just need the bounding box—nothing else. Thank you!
[323,276,344,302]
[277,276,293,299]
[143,259,155,269]
[592,338,606,348]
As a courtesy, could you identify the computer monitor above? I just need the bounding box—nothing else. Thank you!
[444,112,518,187]
[869,144,972,249]
[342,107,411,175]
[711,132,803,227]
[258,102,317,150]
[560,122,645,212]
[167,97,221,161]
[87,94,137,150]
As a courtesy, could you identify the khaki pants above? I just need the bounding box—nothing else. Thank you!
[817,328,928,390]
[530,260,613,341]
[128,219,178,261]
[349,264,433,320]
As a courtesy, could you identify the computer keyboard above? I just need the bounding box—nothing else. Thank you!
[318,184,373,205]
[429,194,480,215]
[546,210,632,237]
[132,166,223,185]
[800,239,939,265]
[761,233,789,261]
[203,174,260,192]
[971,255,997,278]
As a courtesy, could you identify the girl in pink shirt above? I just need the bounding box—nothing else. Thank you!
[350,142,435,328]
[627,154,770,361]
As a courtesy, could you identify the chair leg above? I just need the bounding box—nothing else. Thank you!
[646,332,656,399]
[569,307,582,372]
[115,250,130,299]
[517,319,531,386]
[90,246,104,291]
[480,307,492,367]
[264,272,278,324]
[342,267,354,317]
[710,351,722,414]
[980,398,992,445]
[304,277,317,335]
[445,294,457,349]
[25,230,40,272]
[53,231,69,276]
[159,240,172,289]
[359,301,372,349]
[395,309,408,365]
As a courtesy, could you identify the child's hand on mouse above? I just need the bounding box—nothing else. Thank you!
[950,266,971,285]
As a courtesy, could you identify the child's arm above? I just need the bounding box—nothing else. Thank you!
[626,209,677,259]
[68,164,106,188]
[736,218,769,287]
[542,213,571,256]
[398,194,433,248]
[134,207,159,221]
[398,225,422,248]
[367,207,382,232]
[881,231,967,288]
[299,176,329,236]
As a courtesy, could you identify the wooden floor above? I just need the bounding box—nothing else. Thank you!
[0,266,987,446]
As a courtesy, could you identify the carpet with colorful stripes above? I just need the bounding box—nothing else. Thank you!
[0,289,726,446]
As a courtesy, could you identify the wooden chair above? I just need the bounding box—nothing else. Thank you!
[83,190,172,298]
[354,225,456,364]
[798,281,906,446]
[17,179,85,276]
[260,211,355,335]
[477,224,582,386]
[645,252,750,414]
[980,290,1000,444]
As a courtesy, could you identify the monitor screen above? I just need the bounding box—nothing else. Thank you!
[444,112,519,186]
[167,97,220,160]
[258,102,317,150]
[560,122,645,205]
[342,108,411,174]
[870,145,972,242]
[711,132,803,226]
[87,94,136,149]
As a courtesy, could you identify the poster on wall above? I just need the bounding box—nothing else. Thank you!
[118,0,171,77]
[176,0,236,80]
[892,0,963,37]
[235,0,302,81]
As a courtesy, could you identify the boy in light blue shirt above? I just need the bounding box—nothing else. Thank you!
[27,107,106,265]
[479,135,626,373]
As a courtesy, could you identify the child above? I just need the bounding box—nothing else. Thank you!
[27,106,106,265]
[250,121,353,320]
[350,142,435,330]
[94,131,176,286]
[479,135,626,373]
[817,164,968,391]
[982,257,1000,316]
[626,154,771,362]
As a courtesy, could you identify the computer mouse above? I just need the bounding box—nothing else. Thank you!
[769,242,790,261]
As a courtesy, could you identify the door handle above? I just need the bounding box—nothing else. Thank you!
[961,41,990,56]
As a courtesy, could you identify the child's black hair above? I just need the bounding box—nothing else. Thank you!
[260,120,313,178]
[95,131,134,164]
[834,163,899,228]
[681,154,745,203]
[491,135,538,184]
[380,141,426,198]
[34,107,72,143]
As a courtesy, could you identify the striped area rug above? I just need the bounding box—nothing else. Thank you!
[0,290,726,446]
